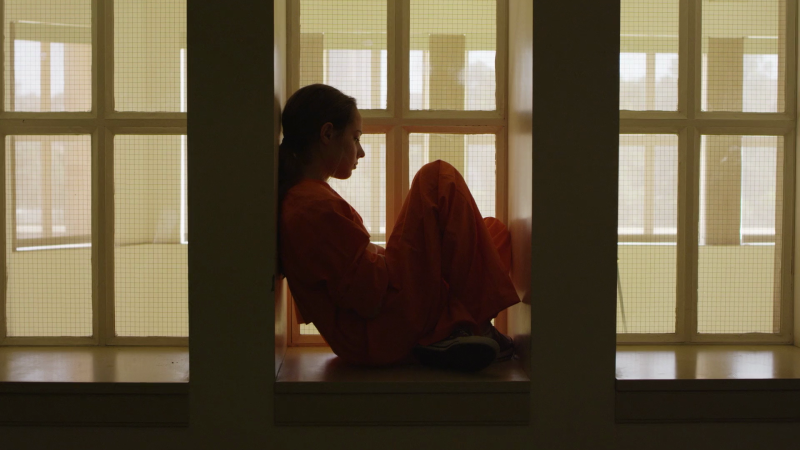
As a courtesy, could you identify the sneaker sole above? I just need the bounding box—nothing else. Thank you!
[495,347,514,362]
[413,338,499,372]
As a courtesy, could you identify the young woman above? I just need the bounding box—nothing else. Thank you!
[279,84,519,372]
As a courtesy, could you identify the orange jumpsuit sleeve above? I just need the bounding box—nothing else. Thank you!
[304,198,390,320]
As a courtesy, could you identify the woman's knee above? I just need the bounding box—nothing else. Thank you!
[417,160,454,181]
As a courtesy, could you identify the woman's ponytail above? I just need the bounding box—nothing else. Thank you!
[277,138,304,203]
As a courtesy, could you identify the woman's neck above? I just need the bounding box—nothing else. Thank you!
[300,157,330,182]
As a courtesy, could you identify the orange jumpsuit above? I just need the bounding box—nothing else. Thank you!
[280,160,520,366]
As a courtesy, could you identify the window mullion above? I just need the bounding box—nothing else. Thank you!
[0,133,6,343]
[780,129,796,339]
[779,0,795,119]
[780,0,797,342]
[385,125,401,239]
[103,0,115,116]
[683,125,701,342]
[385,0,397,236]
[387,0,408,235]
[496,129,508,224]
[674,126,689,341]
[496,0,508,122]
[287,0,300,96]
[496,0,508,226]
[398,0,410,119]
[0,0,5,113]
[93,0,109,344]
[386,0,397,116]
[676,0,698,342]
[687,0,700,120]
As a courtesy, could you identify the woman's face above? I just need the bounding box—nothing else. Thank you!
[325,109,365,180]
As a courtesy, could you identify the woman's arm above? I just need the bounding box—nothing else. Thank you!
[284,195,389,320]
[317,202,389,319]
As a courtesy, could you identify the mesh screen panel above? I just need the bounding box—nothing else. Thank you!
[6,135,92,337]
[410,0,496,111]
[328,134,386,242]
[698,135,783,334]
[114,135,188,337]
[114,0,187,112]
[299,0,387,109]
[300,135,385,336]
[299,322,320,335]
[620,0,679,111]
[409,134,495,218]
[617,134,678,334]
[5,0,92,112]
[701,0,785,112]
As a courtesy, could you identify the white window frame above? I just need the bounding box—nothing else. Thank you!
[0,0,188,346]
[617,0,797,344]
[286,0,509,346]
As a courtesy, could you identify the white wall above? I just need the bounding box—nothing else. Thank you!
[507,0,532,375]
[274,0,289,378]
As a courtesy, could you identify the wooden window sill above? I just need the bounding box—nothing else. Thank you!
[616,345,800,423]
[275,346,530,426]
[0,346,189,426]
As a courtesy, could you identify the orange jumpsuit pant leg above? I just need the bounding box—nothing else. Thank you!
[372,160,520,362]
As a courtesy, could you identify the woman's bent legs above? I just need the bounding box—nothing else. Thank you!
[369,160,520,364]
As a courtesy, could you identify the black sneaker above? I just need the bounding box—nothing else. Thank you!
[412,328,500,372]
[483,325,515,362]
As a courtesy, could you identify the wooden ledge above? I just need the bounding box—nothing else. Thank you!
[275,346,530,425]
[0,346,189,426]
[616,345,800,423]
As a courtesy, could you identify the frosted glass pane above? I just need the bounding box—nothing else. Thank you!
[5,0,92,112]
[299,323,321,335]
[328,134,386,243]
[618,143,646,235]
[115,0,187,112]
[409,133,495,218]
[299,0,387,109]
[701,0,785,112]
[410,0,496,111]
[617,134,678,334]
[115,135,188,337]
[620,0,679,111]
[6,135,92,337]
[698,135,783,333]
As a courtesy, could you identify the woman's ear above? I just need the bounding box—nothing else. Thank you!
[319,122,335,145]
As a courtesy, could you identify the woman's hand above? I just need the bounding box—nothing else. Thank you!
[366,242,386,255]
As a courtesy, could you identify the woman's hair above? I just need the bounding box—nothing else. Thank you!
[278,84,358,202]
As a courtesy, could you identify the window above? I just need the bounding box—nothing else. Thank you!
[617,0,793,343]
[10,135,92,251]
[9,20,91,112]
[1,0,187,345]
[287,0,507,344]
